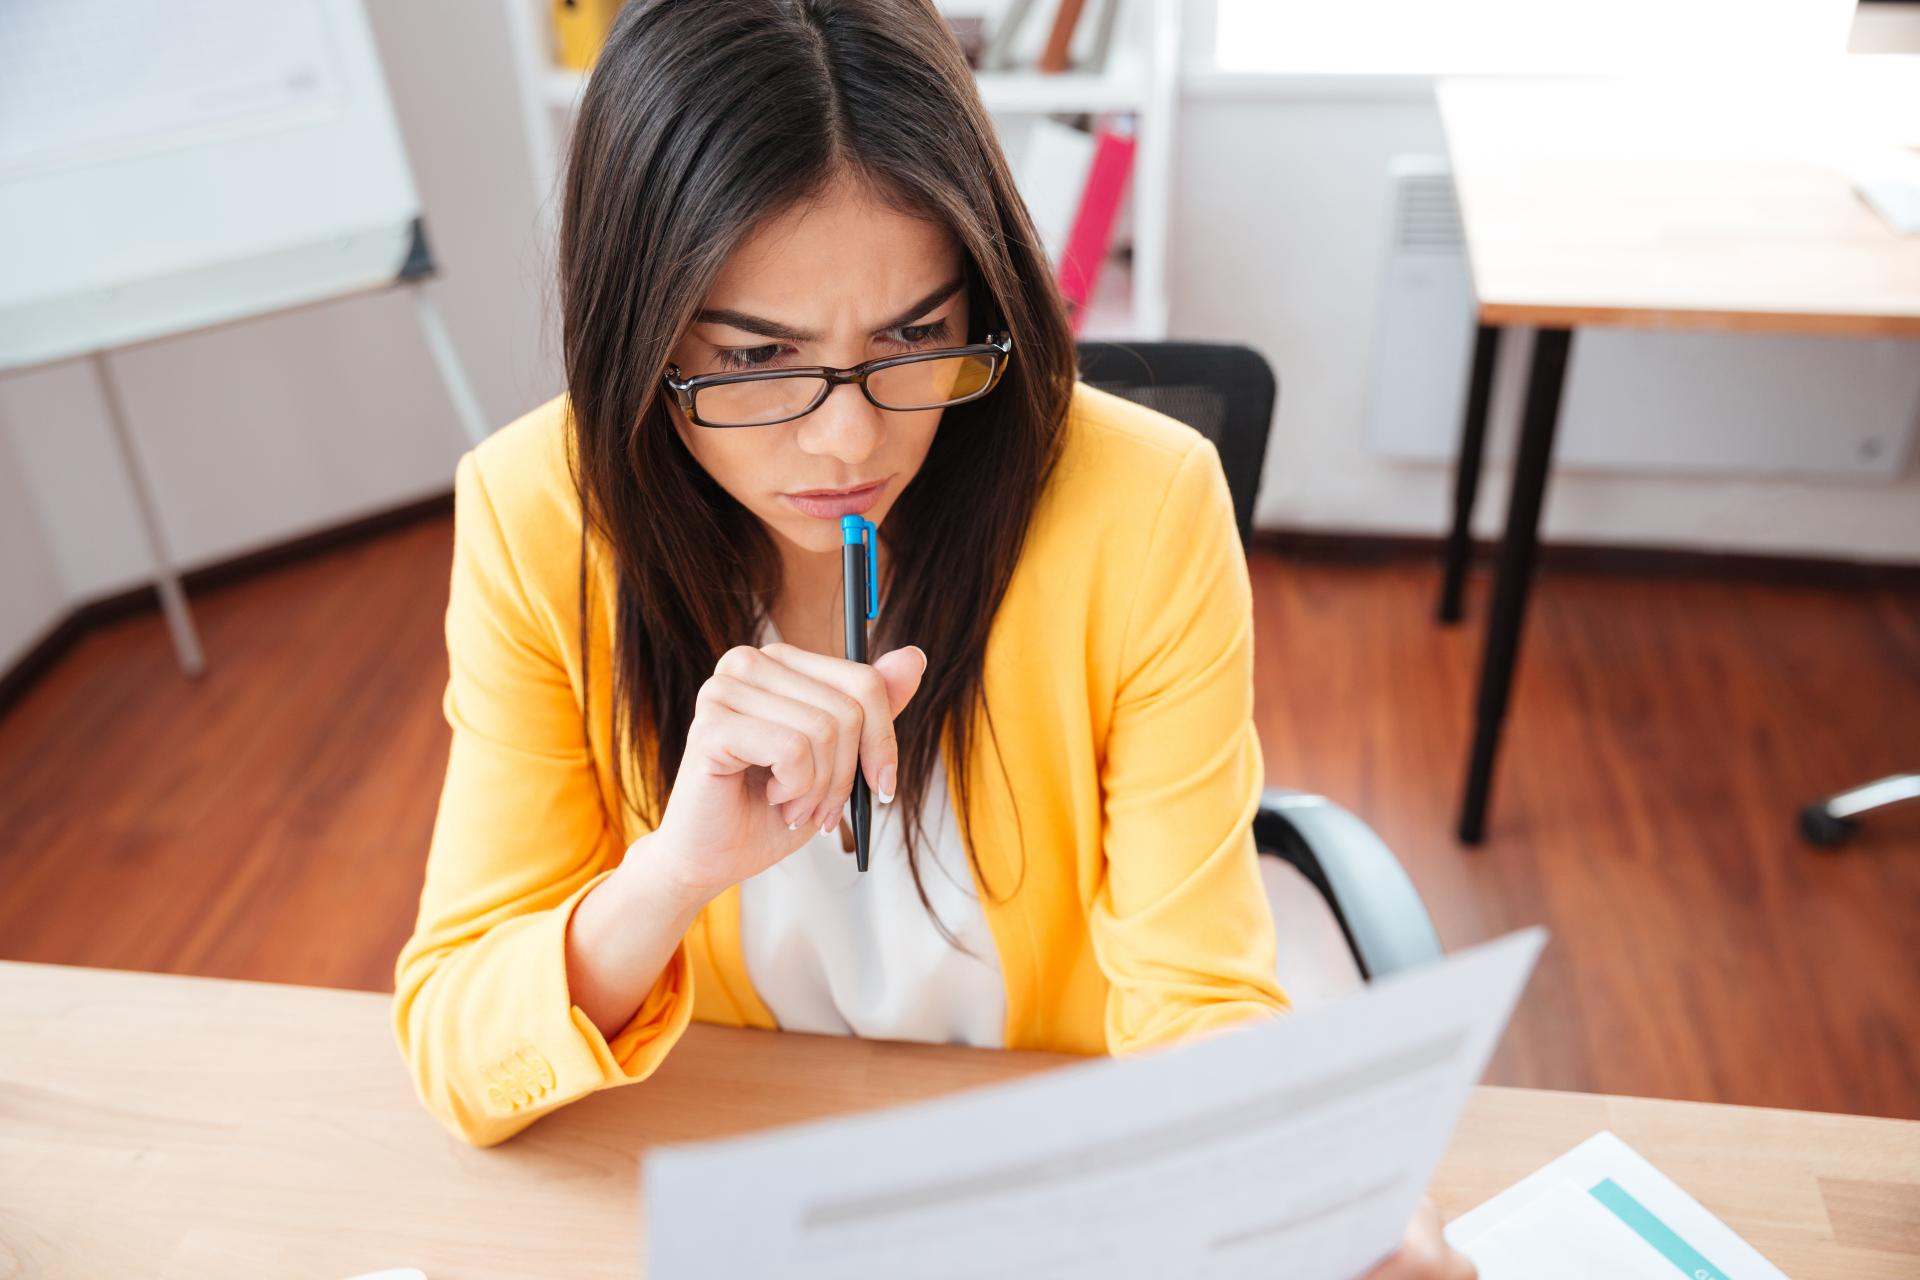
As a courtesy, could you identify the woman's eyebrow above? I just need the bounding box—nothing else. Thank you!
[693,276,966,343]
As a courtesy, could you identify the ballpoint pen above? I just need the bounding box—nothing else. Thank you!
[840,514,879,873]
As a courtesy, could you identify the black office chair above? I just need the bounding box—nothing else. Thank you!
[1078,341,1444,987]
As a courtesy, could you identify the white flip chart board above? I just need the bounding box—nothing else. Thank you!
[0,0,426,371]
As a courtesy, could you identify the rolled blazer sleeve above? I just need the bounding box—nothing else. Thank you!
[392,449,694,1148]
[1091,437,1291,1053]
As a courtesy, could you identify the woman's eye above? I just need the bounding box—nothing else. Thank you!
[716,344,788,371]
[892,318,952,348]
[712,318,951,372]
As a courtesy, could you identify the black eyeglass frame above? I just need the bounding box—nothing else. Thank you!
[662,332,1014,428]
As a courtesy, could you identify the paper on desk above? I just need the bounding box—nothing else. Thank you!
[1848,146,1920,235]
[1446,1131,1789,1280]
[645,928,1545,1279]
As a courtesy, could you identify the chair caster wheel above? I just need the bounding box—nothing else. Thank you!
[1798,805,1855,849]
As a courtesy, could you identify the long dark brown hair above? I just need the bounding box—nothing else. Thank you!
[558,0,1077,935]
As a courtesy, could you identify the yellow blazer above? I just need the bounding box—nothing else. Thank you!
[394,382,1289,1147]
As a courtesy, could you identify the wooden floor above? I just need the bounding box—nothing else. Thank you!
[2,517,1916,1120]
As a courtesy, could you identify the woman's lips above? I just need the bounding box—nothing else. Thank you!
[782,479,886,520]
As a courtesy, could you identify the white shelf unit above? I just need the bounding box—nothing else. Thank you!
[519,0,1178,341]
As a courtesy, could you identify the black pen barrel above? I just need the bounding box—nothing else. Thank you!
[844,538,871,873]
[851,774,871,873]
[843,540,867,664]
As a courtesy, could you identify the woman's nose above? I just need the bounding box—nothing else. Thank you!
[793,382,883,465]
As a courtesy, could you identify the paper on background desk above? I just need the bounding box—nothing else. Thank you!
[1447,1131,1788,1280]
[1848,146,1920,235]
[645,928,1545,1279]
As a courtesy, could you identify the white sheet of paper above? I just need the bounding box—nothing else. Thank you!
[1447,1131,1789,1280]
[644,928,1545,1279]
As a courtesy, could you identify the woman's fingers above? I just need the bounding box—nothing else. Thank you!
[714,646,862,830]
[761,643,925,803]
[698,642,930,834]
[702,673,843,828]
[684,703,817,810]
[870,645,928,715]
[1362,1197,1477,1280]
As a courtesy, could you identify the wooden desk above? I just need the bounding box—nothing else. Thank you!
[3,961,1916,1278]
[1431,66,1920,842]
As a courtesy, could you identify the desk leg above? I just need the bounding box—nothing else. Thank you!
[92,351,206,678]
[1439,323,1502,624]
[413,286,491,448]
[1458,327,1571,845]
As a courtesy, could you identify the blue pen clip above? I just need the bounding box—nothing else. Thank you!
[841,514,879,620]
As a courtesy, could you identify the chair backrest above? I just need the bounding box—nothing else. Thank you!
[1074,342,1278,546]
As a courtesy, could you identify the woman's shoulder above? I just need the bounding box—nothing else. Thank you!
[453,394,588,617]
[1003,380,1244,687]
[1039,380,1231,544]
[1063,378,1212,466]
[463,393,579,522]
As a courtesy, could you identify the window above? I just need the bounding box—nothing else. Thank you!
[1212,0,1857,76]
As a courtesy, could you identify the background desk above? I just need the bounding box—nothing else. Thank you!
[1434,68,1920,842]
[3,961,1915,1278]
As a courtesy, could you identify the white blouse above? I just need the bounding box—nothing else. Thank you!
[737,616,1006,1048]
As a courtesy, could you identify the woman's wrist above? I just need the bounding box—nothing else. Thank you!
[565,833,716,1039]
[613,830,723,922]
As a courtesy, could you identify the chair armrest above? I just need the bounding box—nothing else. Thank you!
[1252,789,1443,981]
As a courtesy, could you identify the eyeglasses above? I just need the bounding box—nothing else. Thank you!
[662,332,1014,428]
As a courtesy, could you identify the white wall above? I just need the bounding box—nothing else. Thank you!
[0,0,562,629]
[1165,80,1920,560]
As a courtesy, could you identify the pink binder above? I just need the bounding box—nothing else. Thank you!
[1056,115,1136,334]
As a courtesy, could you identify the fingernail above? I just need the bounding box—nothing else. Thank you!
[878,764,895,805]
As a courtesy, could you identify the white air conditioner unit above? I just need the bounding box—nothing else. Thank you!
[1363,156,1920,480]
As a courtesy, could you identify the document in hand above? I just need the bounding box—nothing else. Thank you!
[645,928,1546,1279]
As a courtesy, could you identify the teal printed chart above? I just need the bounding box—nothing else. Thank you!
[1589,1179,1731,1280]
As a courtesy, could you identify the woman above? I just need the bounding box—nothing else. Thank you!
[394,1,1471,1274]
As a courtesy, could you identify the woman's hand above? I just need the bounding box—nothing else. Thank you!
[1361,1197,1476,1280]
[646,641,928,902]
